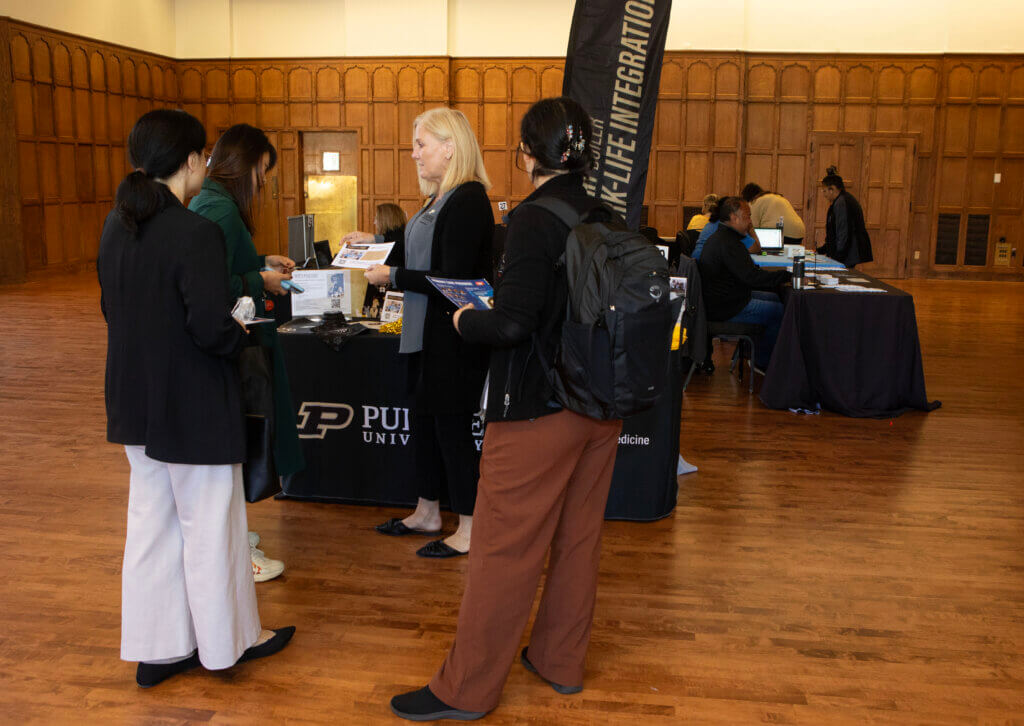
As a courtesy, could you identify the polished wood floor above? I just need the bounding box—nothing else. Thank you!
[1,273,1022,725]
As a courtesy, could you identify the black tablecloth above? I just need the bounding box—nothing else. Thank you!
[278,324,682,521]
[759,276,941,417]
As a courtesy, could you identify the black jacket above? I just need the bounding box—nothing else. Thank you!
[822,190,873,267]
[97,189,247,464]
[698,223,790,321]
[392,181,494,414]
[459,173,599,422]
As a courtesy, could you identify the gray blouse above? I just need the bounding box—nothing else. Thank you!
[391,194,448,353]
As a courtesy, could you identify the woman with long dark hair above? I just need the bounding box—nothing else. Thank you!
[189,124,304,582]
[98,109,293,689]
[364,108,493,559]
[818,166,873,268]
[390,97,622,721]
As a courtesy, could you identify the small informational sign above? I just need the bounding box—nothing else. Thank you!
[380,291,404,323]
[331,241,396,269]
[498,201,508,211]
[322,151,340,171]
[291,269,351,317]
[995,239,1012,267]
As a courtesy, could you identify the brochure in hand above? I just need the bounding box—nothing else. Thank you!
[426,276,494,310]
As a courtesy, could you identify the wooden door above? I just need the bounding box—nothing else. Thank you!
[807,133,917,278]
[253,130,282,256]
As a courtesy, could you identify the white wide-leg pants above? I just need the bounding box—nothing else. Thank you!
[120,446,262,669]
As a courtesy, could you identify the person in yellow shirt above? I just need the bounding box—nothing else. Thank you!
[741,183,805,244]
[686,193,718,232]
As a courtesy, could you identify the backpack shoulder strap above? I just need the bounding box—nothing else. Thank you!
[523,197,584,230]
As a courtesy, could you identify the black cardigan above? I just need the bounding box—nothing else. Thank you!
[698,223,790,321]
[97,190,247,464]
[459,173,600,422]
[392,181,494,414]
[822,190,873,267]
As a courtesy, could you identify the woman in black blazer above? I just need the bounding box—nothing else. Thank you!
[819,166,874,268]
[365,107,493,558]
[98,110,293,688]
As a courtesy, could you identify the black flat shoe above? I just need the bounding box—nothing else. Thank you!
[390,685,487,721]
[237,626,296,664]
[416,539,468,558]
[375,518,442,536]
[521,647,583,694]
[136,651,200,688]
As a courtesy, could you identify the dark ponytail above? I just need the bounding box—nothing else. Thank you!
[821,165,845,191]
[115,109,206,235]
[520,96,595,181]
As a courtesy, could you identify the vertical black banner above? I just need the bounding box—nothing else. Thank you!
[562,0,672,230]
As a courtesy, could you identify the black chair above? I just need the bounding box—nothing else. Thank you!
[706,321,765,394]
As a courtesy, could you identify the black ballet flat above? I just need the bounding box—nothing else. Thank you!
[415,539,468,559]
[521,647,583,694]
[237,626,296,664]
[375,518,442,536]
[136,651,200,688]
[390,685,487,721]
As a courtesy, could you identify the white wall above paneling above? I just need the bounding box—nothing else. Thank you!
[2,0,1023,58]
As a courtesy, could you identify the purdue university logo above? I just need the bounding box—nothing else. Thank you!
[296,402,355,439]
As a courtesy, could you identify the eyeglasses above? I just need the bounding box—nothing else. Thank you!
[514,142,526,172]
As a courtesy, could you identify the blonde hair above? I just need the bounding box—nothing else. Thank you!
[414,107,491,197]
[375,203,406,234]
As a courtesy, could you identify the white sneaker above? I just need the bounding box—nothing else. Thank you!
[251,549,284,582]
[248,531,260,549]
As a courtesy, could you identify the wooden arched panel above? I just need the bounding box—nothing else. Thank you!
[71,47,89,88]
[978,65,1003,100]
[106,55,121,94]
[715,62,740,98]
[232,68,257,101]
[397,67,419,99]
[90,52,105,90]
[1009,66,1024,101]
[206,68,229,100]
[163,67,177,99]
[52,44,71,85]
[658,61,682,96]
[511,67,537,101]
[747,64,775,99]
[845,65,873,100]
[540,67,562,98]
[909,65,938,101]
[261,67,285,99]
[424,66,446,99]
[373,67,396,99]
[343,67,367,100]
[780,64,810,100]
[454,68,480,101]
[54,85,73,137]
[315,67,340,99]
[180,68,202,101]
[136,62,151,97]
[11,35,31,78]
[947,65,974,101]
[878,66,905,102]
[152,65,167,98]
[31,39,51,83]
[687,61,712,98]
[814,66,840,101]
[483,68,507,101]
[122,58,136,95]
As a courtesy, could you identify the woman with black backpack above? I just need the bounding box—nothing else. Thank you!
[389,97,623,721]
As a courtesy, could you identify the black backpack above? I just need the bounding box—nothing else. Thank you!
[527,198,678,420]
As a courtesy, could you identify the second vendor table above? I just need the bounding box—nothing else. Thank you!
[277,321,683,521]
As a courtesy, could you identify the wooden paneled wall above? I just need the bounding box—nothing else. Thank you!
[3,17,1023,279]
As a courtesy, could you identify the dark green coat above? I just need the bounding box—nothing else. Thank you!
[189,179,305,477]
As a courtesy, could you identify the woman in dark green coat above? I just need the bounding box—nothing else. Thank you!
[189,125,305,580]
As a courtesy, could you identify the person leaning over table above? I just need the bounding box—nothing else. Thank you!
[741,182,806,245]
[691,195,761,260]
[364,107,494,558]
[189,123,303,584]
[390,96,624,722]
[342,202,408,316]
[818,166,874,268]
[698,196,791,372]
[97,109,294,690]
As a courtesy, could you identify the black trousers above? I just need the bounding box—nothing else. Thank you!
[411,413,480,516]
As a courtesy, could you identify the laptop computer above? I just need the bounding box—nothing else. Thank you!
[754,227,783,253]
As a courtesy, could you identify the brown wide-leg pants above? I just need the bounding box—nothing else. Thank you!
[429,409,623,713]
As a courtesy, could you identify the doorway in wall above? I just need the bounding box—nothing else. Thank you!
[301,131,360,255]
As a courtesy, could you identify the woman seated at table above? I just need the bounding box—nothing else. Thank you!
[686,193,718,233]
[692,195,760,260]
[697,196,790,372]
[342,203,408,316]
